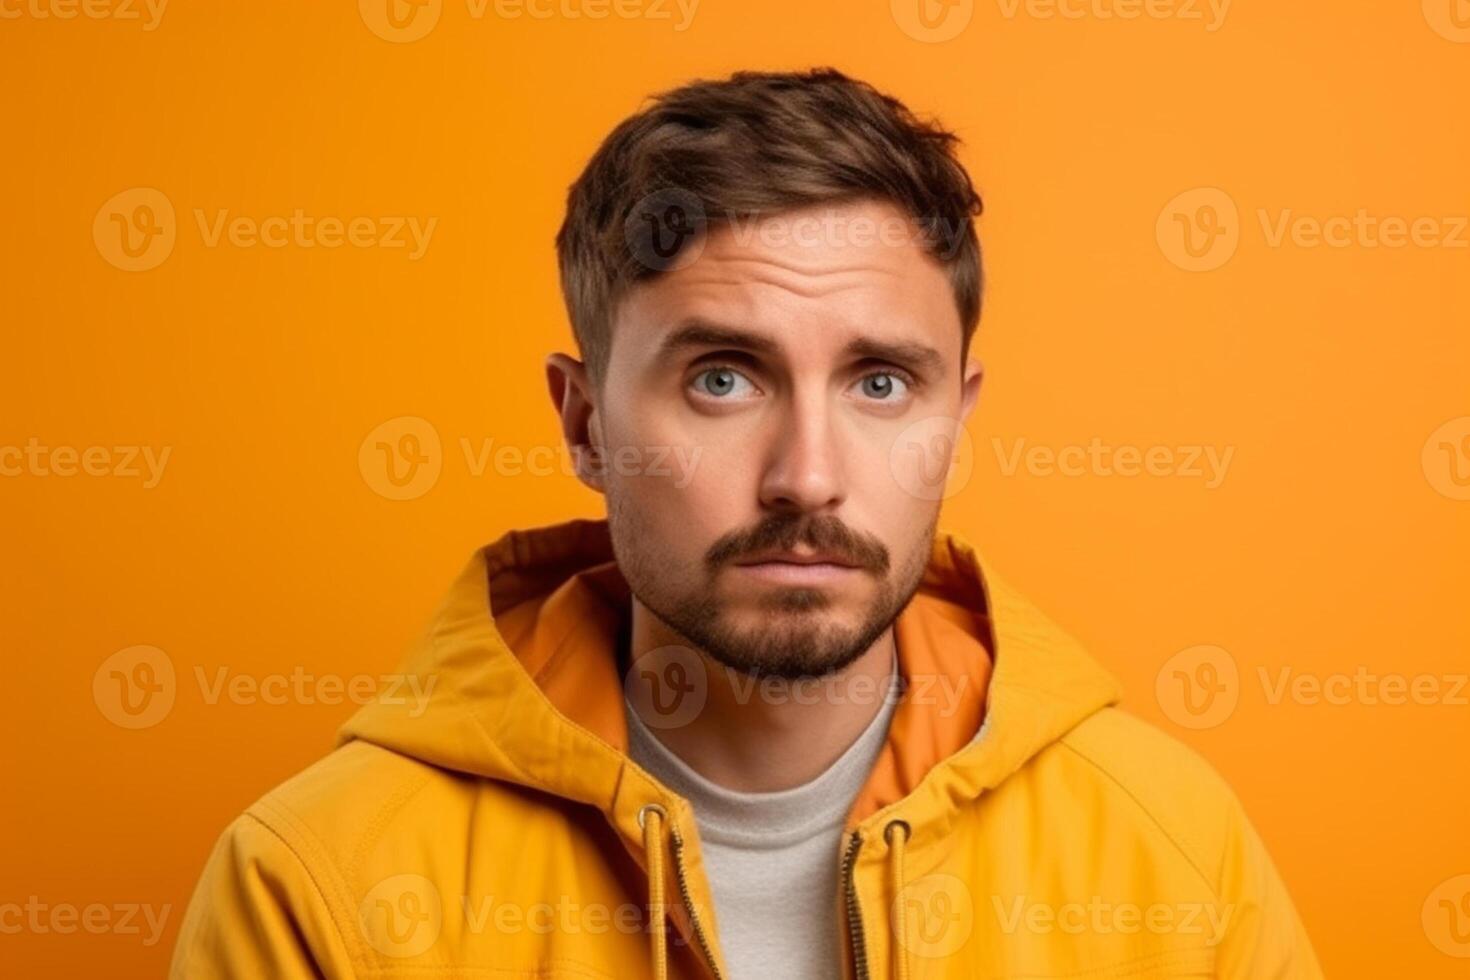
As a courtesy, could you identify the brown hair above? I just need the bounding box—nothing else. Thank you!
[554,68,984,388]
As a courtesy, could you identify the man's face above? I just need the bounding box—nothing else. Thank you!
[568,198,981,680]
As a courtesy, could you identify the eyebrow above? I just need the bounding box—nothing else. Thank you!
[656,318,946,375]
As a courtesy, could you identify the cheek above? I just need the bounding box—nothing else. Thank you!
[874,411,969,507]
[844,427,945,549]
[600,416,745,546]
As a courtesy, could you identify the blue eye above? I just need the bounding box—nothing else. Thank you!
[858,372,908,400]
[692,367,756,398]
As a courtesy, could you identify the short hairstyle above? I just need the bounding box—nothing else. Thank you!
[554,67,985,388]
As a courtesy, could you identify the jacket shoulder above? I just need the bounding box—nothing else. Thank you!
[1053,709,1324,977]
[242,739,467,876]
[172,741,478,977]
[1056,707,1242,895]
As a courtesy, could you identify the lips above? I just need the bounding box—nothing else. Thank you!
[734,549,860,568]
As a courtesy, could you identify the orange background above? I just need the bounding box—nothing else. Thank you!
[3,1,1468,976]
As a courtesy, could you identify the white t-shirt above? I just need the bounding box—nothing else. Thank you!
[624,661,899,980]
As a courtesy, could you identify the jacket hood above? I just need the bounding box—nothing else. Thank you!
[337,517,1122,847]
[171,516,1321,980]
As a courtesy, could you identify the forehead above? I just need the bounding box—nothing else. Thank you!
[614,198,962,362]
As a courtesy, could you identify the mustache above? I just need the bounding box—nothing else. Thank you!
[705,514,890,574]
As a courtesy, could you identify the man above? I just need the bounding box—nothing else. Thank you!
[171,69,1321,979]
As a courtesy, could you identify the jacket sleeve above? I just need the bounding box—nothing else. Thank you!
[1212,794,1323,979]
[169,812,358,980]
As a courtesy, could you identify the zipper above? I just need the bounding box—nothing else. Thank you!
[668,824,726,980]
[841,830,870,980]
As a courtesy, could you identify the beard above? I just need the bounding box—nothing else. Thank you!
[610,500,937,681]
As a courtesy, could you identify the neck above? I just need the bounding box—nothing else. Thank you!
[625,596,899,793]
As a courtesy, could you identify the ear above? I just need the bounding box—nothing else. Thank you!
[959,357,984,425]
[544,352,605,493]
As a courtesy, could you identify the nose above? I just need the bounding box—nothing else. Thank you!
[757,389,847,514]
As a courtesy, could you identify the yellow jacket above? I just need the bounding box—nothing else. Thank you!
[170,518,1322,979]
